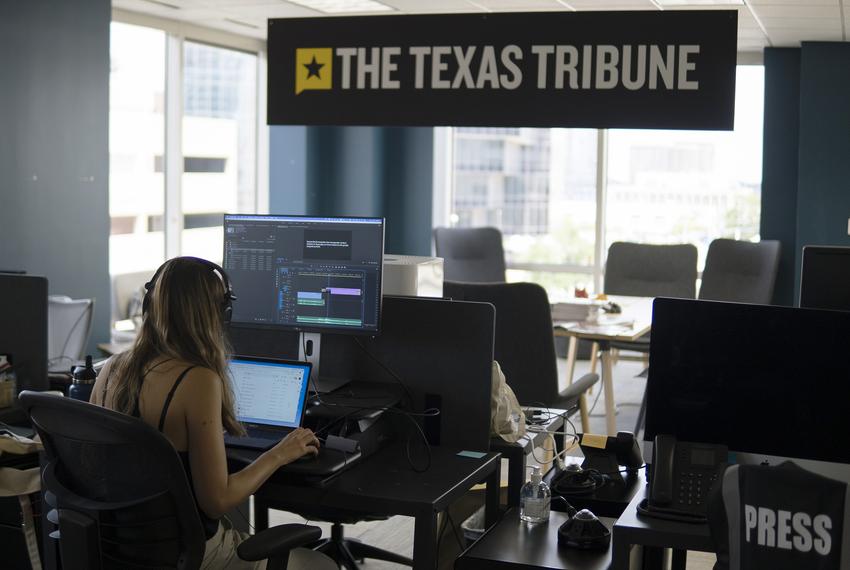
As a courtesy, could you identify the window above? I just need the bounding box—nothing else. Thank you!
[109,22,263,279]
[442,66,764,296]
[109,22,166,275]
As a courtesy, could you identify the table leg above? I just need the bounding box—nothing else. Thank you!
[565,335,578,387]
[671,548,688,570]
[611,532,631,570]
[412,508,439,570]
[505,445,524,508]
[579,392,590,434]
[485,465,500,529]
[588,341,599,394]
[601,347,617,435]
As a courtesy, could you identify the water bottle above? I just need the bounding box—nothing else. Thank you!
[69,355,97,402]
[520,465,551,524]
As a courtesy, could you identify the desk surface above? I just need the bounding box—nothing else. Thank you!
[234,443,501,516]
[554,296,653,342]
[456,509,614,570]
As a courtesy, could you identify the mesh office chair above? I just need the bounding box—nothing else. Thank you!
[19,391,326,570]
[47,296,94,371]
[433,227,507,283]
[443,281,599,429]
[698,239,781,304]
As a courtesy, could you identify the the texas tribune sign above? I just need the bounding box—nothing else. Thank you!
[268,11,737,130]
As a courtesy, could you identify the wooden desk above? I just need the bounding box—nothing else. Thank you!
[554,296,654,435]
[237,444,502,570]
[455,508,615,570]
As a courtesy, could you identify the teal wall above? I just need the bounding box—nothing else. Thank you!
[0,0,111,352]
[760,43,850,305]
[270,126,434,256]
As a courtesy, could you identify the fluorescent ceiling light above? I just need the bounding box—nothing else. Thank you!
[655,0,742,5]
[287,0,394,13]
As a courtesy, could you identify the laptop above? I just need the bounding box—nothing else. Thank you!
[223,356,312,451]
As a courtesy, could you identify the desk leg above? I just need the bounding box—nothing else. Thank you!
[611,533,631,570]
[505,446,524,508]
[600,346,617,435]
[671,548,688,570]
[412,509,439,570]
[485,466,500,529]
[579,392,590,434]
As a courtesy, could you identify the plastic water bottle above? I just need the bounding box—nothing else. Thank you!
[520,465,551,524]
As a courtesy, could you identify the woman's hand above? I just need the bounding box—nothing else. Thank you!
[271,427,320,465]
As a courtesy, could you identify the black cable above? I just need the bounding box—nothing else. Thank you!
[434,510,450,555]
[353,337,416,408]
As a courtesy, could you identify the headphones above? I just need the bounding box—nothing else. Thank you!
[142,257,236,324]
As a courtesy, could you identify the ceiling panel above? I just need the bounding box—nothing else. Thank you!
[114,0,850,52]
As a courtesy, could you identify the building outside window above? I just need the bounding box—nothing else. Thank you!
[445,65,764,297]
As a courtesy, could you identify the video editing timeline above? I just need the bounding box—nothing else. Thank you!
[223,214,384,333]
[280,267,366,327]
[229,359,308,428]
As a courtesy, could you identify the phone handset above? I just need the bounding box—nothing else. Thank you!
[650,433,677,507]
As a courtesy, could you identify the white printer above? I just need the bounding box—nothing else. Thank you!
[382,255,444,298]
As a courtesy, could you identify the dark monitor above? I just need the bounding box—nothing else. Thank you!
[646,297,850,478]
[799,245,850,310]
[223,214,384,335]
[0,274,48,392]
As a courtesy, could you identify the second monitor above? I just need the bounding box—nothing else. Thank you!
[224,214,384,335]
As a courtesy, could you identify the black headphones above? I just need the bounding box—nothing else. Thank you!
[142,257,236,324]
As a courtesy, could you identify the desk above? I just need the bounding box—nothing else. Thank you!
[611,485,713,570]
[491,407,566,508]
[455,508,614,570]
[240,444,501,570]
[554,296,654,435]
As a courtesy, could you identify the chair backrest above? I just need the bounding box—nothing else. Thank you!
[698,239,781,304]
[48,296,94,366]
[19,391,206,570]
[433,227,507,283]
[110,270,151,323]
[709,462,850,570]
[604,242,698,298]
[443,281,558,405]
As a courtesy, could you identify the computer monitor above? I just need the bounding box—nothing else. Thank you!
[799,245,850,310]
[645,297,850,481]
[0,274,48,392]
[223,214,385,335]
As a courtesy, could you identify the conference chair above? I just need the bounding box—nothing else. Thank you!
[47,296,94,371]
[708,461,850,570]
[698,238,781,304]
[19,391,329,570]
[433,227,507,283]
[442,281,599,431]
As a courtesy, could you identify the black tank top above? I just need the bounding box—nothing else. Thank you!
[106,365,220,539]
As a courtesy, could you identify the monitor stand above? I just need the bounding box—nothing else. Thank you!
[298,332,350,394]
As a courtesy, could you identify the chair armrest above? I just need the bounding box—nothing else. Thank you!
[559,372,599,401]
[237,523,321,562]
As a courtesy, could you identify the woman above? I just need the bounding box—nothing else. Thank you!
[91,257,330,569]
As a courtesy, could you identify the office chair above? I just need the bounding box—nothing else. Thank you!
[433,227,507,283]
[698,238,781,304]
[708,461,849,570]
[443,281,599,431]
[47,296,94,371]
[19,391,326,570]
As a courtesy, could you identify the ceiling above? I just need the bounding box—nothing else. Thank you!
[112,0,849,52]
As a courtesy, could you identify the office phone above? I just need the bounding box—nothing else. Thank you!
[638,434,728,523]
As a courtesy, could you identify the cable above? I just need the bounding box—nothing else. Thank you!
[47,301,94,371]
[446,511,465,551]
[353,337,416,408]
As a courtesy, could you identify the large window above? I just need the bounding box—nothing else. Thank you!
[444,66,764,296]
[109,22,262,278]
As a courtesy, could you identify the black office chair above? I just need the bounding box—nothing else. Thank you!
[698,238,781,304]
[708,461,850,570]
[443,281,599,422]
[433,227,507,283]
[19,391,324,570]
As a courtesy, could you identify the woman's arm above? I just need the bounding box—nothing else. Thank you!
[183,369,319,519]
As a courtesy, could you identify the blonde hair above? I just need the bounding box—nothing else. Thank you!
[110,257,244,435]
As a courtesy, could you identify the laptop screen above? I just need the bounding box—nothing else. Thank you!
[228,358,311,428]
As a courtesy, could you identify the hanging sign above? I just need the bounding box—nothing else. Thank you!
[268,11,737,130]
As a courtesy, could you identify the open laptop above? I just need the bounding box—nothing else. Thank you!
[223,356,312,451]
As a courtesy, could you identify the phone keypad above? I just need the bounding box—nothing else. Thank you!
[677,472,719,509]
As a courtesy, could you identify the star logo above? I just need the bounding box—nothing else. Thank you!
[295,48,333,95]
